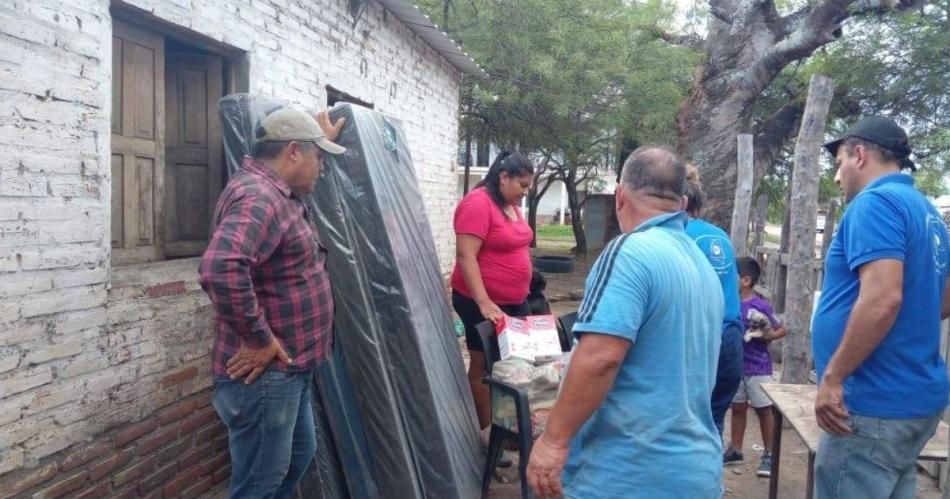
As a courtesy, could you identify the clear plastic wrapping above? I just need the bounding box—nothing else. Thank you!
[218,95,482,499]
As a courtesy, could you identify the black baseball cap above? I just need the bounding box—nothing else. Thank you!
[823,116,915,170]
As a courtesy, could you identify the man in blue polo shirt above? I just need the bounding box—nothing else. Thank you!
[526,147,723,498]
[684,166,744,446]
[812,116,950,499]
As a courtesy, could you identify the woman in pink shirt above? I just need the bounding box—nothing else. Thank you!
[451,151,535,429]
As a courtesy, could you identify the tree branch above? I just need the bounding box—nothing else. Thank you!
[754,0,929,85]
[651,27,705,51]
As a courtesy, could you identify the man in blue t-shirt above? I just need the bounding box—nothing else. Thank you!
[526,147,723,499]
[812,116,950,499]
[684,166,744,440]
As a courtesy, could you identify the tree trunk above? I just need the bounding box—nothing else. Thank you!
[675,0,923,230]
[528,186,540,248]
[528,169,557,248]
[753,190,768,251]
[462,134,472,195]
[564,174,587,256]
[781,75,834,385]
[730,134,754,256]
[821,199,839,260]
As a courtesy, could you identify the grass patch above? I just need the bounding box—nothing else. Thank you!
[536,224,574,239]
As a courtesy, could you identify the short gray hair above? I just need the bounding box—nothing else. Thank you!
[252,140,317,160]
[620,146,687,202]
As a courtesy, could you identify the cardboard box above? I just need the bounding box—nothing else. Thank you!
[497,314,563,364]
[496,316,534,363]
[527,315,562,364]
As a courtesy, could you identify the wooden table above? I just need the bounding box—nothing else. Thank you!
[761,383,949,499]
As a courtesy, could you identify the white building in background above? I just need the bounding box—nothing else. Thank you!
[932,195,950,216]
[456,140,618,223]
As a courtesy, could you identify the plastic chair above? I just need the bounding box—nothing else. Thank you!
[477,312,577,499]
[557,312,578,351]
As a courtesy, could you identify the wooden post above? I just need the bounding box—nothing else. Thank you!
[753,190,768,250]
[781,74,834,385]
[775,188,792,313]
[462,134,472,194]
[731,134,754,256]
[821,199,839,260]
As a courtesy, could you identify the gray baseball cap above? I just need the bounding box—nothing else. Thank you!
[258,108,346,155]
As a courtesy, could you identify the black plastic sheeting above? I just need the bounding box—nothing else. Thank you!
[218,95,482,499]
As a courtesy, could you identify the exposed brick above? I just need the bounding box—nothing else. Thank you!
[112,456,158,488]
[195,390,212,409]
[159,366,198,389]
[31,470,88,499]
[178,443,213,470]
[114,417,158,448]
[204,450,230,475]
[145,281,186,298]
[212,434,229,452]
[61,441,113,471]
[212,465,230,485]
[178,475,213,498]
[110,486,139,499]
[138,462,176,495]
[155,439,192,466]
[74,480,111,499]
[0,462,58,496]
[157,399,197,426]
[89,449,134,481]
[162,461,206,498]
[137,427,179,456]
[194,421,226,443]
[179,407,217,434]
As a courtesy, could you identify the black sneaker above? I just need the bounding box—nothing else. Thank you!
[757,453,772,477]
[723,448,744,465]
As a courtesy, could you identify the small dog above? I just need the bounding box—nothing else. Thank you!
[744,308,771,342]
[527,270,552,315]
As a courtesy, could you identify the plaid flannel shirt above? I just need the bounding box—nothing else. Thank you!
[200,156,334,376]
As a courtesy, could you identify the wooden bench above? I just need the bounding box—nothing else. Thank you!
[761,383,949,499]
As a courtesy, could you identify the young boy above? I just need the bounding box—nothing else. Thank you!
[724,257,787,477]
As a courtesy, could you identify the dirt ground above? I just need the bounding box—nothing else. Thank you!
[207,244,944,498]
[479,247,943,498]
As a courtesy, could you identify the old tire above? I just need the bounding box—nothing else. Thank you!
[533,256,576,273]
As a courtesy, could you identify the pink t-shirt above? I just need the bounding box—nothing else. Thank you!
[450,188,533,305]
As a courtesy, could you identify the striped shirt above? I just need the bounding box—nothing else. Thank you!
[564,211,724,499]
[199,156,334,376]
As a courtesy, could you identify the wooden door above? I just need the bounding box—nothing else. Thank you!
[164,52,224,257]
[111,22,165,265]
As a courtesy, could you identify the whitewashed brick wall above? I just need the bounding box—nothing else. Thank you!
[0,0,462,488]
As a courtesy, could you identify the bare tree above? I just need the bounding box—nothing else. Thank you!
[669,0,928,228]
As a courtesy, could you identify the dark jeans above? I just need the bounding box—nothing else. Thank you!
[212,370,317,499]
[711,323,743,436]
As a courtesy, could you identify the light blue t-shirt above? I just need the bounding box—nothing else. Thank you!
[813,173,950,418]
[686,218,742,330]
[563,211,724,499]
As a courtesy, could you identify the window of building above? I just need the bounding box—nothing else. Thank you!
[110,13,246,265]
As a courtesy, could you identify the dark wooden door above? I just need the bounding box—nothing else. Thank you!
[164,51,224,257]
[111,21,165,265]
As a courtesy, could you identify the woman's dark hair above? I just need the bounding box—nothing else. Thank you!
[474,151,535,208]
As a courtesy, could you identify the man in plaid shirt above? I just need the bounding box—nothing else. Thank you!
[200,107,345,499]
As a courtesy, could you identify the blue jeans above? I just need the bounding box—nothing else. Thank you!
[815,412,941,499]
[212,370,317,499]
[711,323,743,436]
